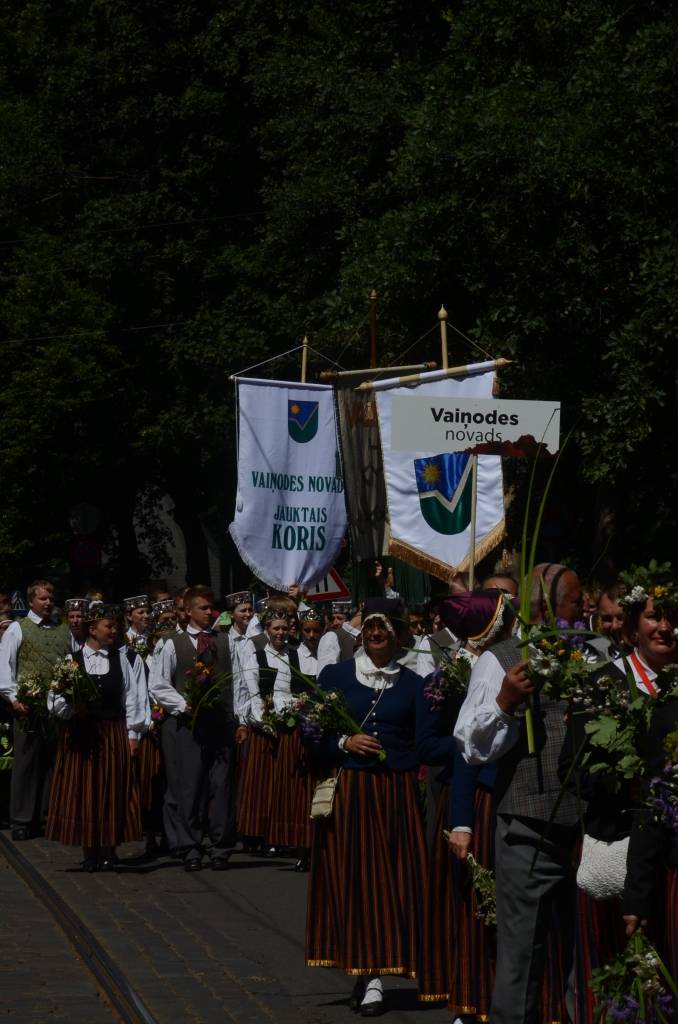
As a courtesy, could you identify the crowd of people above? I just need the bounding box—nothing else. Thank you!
[0,562,676,1022]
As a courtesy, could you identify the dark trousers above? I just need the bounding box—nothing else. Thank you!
[10,722,55,828]
[492,814,577,1024]
[161,715,236,861]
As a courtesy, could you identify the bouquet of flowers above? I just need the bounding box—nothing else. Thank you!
[127,635,151,660]
[50,654,100,712]
[300,688,387,762]
[647,727,678,835]
[261,693,313,733]
[580,668,678,794]
[526,618,598,703]
[423,650,473,710]
[184,661,223,718]
[151,704,165,724]
[590,932,678,1023]
[16,672,50,732]
[0,722,12,771]
[466,853,497,927]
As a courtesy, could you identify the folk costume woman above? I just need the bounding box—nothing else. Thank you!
[239,610,300,852]
[417,589,511,1012]
[623,692,678,981]
[46,603,147,871]
[560,577,678,1023]
[268,608,322,870]
[305,609,445,1018]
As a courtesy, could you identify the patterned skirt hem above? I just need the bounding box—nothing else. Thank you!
[417,993,447,1003]
[306,960,416,978]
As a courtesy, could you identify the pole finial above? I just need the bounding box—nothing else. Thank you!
[370,288,377,300]
[438,304,448,321]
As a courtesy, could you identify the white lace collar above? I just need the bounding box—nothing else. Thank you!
[354,649,400,690]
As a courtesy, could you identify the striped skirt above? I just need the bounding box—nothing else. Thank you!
[448,787,496,1020]
[418,781,456,1002]
[237,728,277,840]
[666,866,678,981]
[306,768,427,978]
[267,728,315,850]
[136,727,164,828]
[573,888,626,1024]
[46,717,141,848]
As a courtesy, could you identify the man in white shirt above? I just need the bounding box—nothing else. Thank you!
[454,563,584,1024]
[224,591,254,742]
[0,580,71,839]
[64,597,88,653]
[149,585,236,871]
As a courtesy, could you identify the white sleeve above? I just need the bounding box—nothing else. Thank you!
[316,630,341,674]
[0,623,21,704]
[453,649,520,764]
[231,639,252,725]
[147,639,186,716]
[123,652,151,739]
[272,653,292,713]
[240,642,263,724]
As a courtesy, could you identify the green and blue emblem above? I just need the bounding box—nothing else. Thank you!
[288,400,319,443]
[414,453,473,535]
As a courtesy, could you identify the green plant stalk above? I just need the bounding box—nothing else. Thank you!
[519,422,574,754]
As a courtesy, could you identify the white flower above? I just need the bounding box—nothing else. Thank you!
[630,585,648,602]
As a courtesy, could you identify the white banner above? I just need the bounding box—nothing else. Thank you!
[391,396,560,456]
[229,378,347,590]
[376,368,505,579]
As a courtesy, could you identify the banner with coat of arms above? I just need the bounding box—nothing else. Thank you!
[229,378,347,590]
[375,367,505,580]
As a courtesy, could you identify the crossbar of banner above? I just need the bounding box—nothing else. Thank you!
[356,357,511,391]
[319,362,436,381]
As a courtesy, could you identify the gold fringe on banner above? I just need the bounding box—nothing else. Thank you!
[456,517,507,574]
[389,517,506,583]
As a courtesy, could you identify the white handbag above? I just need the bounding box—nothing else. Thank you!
[576,833,629,900]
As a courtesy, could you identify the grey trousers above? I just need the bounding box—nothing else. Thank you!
[10,722,54,828]
[161,715,236,861]
[491,814,577,1024]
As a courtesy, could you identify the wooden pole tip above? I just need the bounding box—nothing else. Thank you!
[438,305,448,321]
[370,289,377,300]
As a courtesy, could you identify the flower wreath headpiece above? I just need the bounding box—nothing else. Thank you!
[618,561,678,619]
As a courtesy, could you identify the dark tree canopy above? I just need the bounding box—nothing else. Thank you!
[0,0,676,590]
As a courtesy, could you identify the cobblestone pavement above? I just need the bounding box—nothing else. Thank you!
[3,836,453,1024]
[0,853,113,1022]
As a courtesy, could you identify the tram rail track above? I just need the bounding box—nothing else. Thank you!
[0,831,158,1024]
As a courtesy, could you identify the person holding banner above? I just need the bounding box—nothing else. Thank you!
[305,607,449,1017]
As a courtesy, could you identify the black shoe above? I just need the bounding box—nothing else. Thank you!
[11,826,30,841]
[99,858,117,872]
[265,845,277,858]
[294,856,309,872]
[349,980,365,1013]
[81,858,98,873]
[184,856,202,872]
[210,857,230,871]
[360,1002,385,1018]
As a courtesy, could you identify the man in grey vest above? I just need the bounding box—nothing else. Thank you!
[0,580,70,839]
[149,584,236,871]
[454,564,584,1024]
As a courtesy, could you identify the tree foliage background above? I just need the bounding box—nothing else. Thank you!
[0,0,676,590]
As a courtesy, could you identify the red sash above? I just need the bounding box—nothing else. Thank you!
[629,650,657,697]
